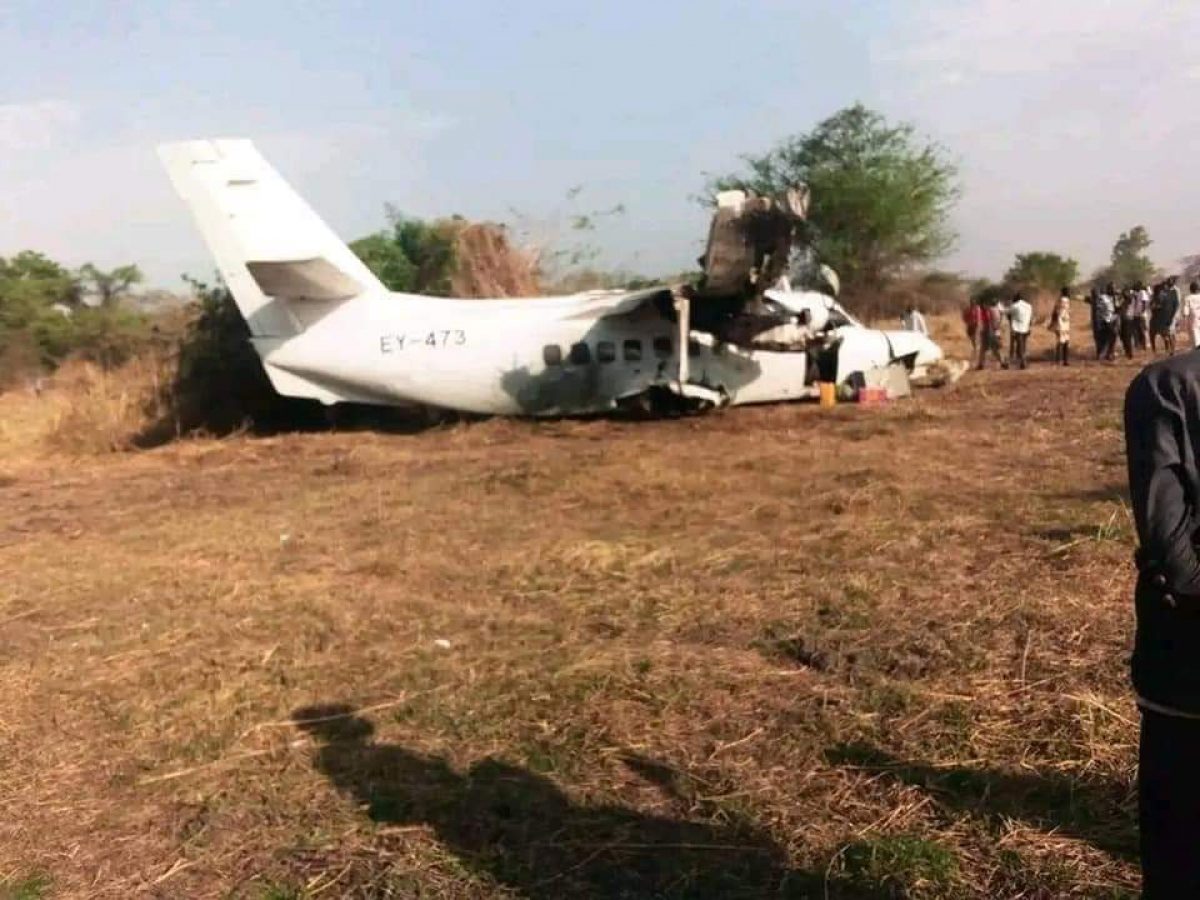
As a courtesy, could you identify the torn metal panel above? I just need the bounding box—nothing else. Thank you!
[694,187,808,302]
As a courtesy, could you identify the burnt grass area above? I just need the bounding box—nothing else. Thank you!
[0,343,1146,898]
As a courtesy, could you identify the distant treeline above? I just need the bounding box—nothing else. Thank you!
[0,252,157,388]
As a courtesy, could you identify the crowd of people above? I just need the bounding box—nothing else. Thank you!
[1080,276,1200,361]
[925,277,1200,370]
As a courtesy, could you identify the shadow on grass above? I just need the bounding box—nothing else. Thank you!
[827,742,1137,861]
[293,704,891,899]
[134,401,466,448]
[1051,484,1132,506]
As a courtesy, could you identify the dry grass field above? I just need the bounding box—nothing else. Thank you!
[0,321,1150,899]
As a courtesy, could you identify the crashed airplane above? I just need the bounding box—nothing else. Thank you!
[159,139,954,417]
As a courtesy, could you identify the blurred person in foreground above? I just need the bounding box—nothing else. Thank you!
[1126,352,1200,896]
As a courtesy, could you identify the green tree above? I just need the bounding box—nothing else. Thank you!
[1104,226,1155,287]
[0,251,81,371]
[350,209,458,295]
[971,280,1007,307]
[711,103,959,297]
[1003,252,1079,293]
[0,251,79,328]
[78,263,143,308]
[390,215,456,295]
[0,252,150,376]
[349,232,417,292]
[68,306,152,368]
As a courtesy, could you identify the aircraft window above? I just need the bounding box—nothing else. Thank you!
[543,344,562,367]
[597,341,616,364]
[653,336,673,358]
[623,339,643,362]
[568,342,592,365]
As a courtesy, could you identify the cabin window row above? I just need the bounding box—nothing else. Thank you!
[547,336,700,367]
[543,336,676,367]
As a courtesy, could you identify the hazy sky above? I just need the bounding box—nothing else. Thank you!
[3,0,1199,288]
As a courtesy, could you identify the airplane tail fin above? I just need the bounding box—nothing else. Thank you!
[158,139,385,338]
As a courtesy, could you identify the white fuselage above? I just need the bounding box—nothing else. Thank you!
[258,288,943,416]
[158,138,948,417]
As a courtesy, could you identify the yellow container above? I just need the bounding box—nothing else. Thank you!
[819,381,837,408]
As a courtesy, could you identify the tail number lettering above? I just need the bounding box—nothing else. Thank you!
[380,330,467,354]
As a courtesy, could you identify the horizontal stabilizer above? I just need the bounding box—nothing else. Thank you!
[246,258,363,301]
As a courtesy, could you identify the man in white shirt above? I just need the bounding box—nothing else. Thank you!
[1135,283,1152,350]
[1097,286,1119,360]
[1008,292,1033,369]
[901,304,928,336]
[1183,281,1200,349]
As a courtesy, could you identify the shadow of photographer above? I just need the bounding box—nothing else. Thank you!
[292,703,889,899]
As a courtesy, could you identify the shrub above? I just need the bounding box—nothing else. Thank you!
[139,278,325,442]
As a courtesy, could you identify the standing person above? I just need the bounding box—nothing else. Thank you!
[998,295,1014,363]
[1096,285,1119,361]
[1086,288,1104,357]
[1124,354,1200,896]
[901,304,928,335]
[1134,282,1151,351]
[1169,277,1184,349]
[963,301,980,356]
[1183,281,1200,349]
[1158,281,1180,356]
[976,302,1005,369]
[1048,286,1071,365]
[1008,291,1033,369]
[1118,289,1137,359]
[1149,283,1165,354]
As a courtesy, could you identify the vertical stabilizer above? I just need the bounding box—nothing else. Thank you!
[158,139,385,337]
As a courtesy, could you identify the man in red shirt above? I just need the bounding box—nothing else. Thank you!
[975,302,1005,369]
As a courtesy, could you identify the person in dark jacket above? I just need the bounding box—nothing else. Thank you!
[1117,289,1137,359]
[1150,282,1179,356]
[1125,355,1200,896]
[1095,284,1119,361]
[1087,287,1103,356]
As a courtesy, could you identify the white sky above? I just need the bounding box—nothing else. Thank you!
[2,0,1199,287]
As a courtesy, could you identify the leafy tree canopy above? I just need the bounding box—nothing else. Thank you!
[1003,252,1079,293]
[1098,225,1155,287]
[0,251,147,377]
[79,263,143,308]
[350,208,458,295]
